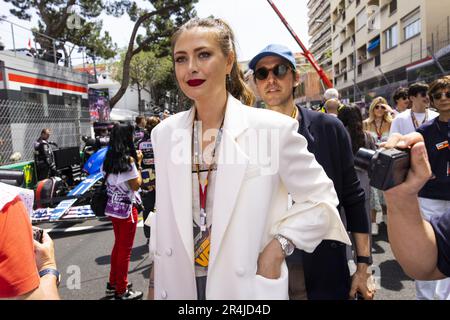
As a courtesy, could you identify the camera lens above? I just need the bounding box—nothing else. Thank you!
[355,148,376,171]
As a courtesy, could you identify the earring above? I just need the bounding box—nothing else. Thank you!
[226,74,232,90]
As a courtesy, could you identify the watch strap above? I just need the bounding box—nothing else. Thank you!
[356,255,373,265]
[39,268,61,287]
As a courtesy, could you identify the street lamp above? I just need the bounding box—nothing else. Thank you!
[314,18,358,103]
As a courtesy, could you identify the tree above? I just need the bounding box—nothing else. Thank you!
[108,0,198,109]
[4,0,120,65]
[111,50,174,114]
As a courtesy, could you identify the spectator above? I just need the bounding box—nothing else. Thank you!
[338,105,377,237]
[389,82,439,136]
[383,133,450,281]
[138,116,161,244]
[102,123,144,300]
[363,97,393,235]
[249,44,373,300]
[134,116,146,146]
[323,98,342,117]
[392,87,410,115]
[412,76,450,300]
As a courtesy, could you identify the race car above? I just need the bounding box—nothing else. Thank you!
[32,144,108,223]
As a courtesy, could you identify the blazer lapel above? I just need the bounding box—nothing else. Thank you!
[167,109,195,264]
[209,95,249,269]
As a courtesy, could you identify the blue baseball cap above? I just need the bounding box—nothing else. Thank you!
[249,44,296,71]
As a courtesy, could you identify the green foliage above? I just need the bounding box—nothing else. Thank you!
[5,0,117,62]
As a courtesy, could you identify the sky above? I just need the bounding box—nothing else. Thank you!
[0,0,310,62]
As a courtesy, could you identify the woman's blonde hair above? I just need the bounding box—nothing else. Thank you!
[366,96,393,124]
[171,17,255,106]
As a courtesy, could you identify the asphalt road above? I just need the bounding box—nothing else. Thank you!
[38,217,416,300]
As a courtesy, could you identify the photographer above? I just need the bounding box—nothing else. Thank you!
[0,182,60,299]
[383,133,449,281]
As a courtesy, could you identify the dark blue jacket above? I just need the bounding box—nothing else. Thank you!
[417,118,450,200]
[290,106,369,300]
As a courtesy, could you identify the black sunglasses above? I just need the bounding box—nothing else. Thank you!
[254,64,291,81]
[374,105,386,110]
[432,92,450,100]
[416,92,428,98]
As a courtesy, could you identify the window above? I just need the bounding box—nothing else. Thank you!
[357,9,367,30]
[384,24,398,50]
[389,0,397,15]
[334,35,340,51]
[402,9,421,41]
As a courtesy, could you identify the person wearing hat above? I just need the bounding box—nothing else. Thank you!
[249,44,373,300]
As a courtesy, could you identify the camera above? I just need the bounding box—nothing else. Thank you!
[355,148,410,191]
[33,227,44,243]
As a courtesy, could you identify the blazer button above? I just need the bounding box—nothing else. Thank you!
[331,242,338,249]
[161,290,168,299]
[236,268,245,277]
[166,248,173,256]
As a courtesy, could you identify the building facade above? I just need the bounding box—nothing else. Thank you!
[308,0,333,73]
[331,0,450,103]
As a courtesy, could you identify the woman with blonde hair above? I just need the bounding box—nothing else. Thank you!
[363,97,393,235]
[147,17,350,300]
[363,96,393,145]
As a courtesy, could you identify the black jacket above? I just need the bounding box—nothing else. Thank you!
[291,106,369,300]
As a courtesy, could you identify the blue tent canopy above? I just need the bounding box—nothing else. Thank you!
[368,38,380,52]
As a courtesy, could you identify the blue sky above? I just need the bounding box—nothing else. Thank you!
[0,0,309,62]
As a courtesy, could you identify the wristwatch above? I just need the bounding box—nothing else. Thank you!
[356,256,373,266]
[39,268,61,287]
[274,234,295,257]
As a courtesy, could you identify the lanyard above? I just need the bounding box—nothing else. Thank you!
[411,110,428,130]
[193,115,224,233]
[374,119,384,140]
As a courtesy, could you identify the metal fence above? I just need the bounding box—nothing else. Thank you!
[0,17,95,81]
[0,100,91,166]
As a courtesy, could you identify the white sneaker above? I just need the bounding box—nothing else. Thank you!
[372,223,379,236]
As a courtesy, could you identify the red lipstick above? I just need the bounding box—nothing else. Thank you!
[187,79,205,87]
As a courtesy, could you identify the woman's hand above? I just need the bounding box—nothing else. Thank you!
[137,150,143,165]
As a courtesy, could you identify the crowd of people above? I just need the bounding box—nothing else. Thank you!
[1,17,449,301]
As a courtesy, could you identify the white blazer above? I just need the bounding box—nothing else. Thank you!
[150,94,351,300]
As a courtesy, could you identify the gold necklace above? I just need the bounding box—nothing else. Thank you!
[291,107,298,119]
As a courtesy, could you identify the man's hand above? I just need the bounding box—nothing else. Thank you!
[349,266,376,300]
[256,239,285,279]
[381,132,432,197]
[34,230,57,272]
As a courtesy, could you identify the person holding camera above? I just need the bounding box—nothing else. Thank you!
[0,182,60,299]
[383,132,449,283]
[408,76,450,300]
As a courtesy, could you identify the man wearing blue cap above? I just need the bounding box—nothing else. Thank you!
[249,44,374,300]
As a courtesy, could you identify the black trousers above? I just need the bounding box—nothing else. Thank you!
[141,190,155,239]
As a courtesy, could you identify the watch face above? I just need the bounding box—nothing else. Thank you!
[286,243,295,256]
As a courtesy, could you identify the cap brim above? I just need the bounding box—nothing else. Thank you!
[249,52,295,71]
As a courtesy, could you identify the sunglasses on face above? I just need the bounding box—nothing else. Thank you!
[374,105,386,110]
[432,92,450,100]
[254,64,291,81]
[416,92,428,98]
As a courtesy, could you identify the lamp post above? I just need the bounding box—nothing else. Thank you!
[315,19,358,103]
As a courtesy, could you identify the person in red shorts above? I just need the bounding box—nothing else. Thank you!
[0,182,60,299]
